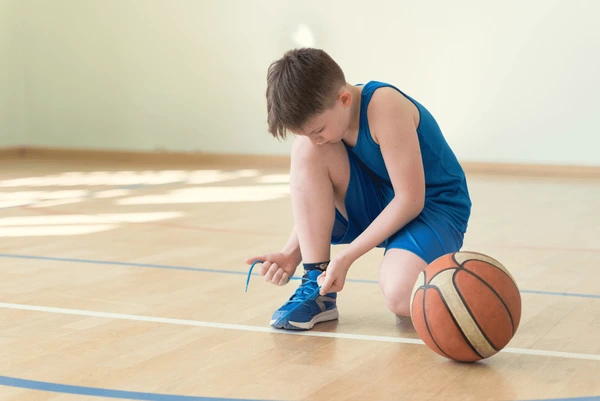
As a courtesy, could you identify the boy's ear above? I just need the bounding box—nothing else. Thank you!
[339,89,352,107]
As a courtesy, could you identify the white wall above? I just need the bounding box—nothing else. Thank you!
[0,0,23,147]
[13,0,600,165]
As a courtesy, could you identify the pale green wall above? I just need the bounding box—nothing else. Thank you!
[9,1,600,165]
[0,0,23,147]
[18,0,294,155]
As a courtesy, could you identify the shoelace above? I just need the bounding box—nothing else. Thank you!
[245,260,323,327]
[246,260,322,297]
[287,276,320,303]
[245,260,262,292]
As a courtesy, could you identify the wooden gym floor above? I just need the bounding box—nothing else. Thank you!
[0,156,599,401]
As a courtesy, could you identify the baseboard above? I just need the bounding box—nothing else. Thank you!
[0,147,22,159]
[15,146,291,168]
[460,161,600,179]
[7,146,600,178]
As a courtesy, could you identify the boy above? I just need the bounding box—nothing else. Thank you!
[246,48,471,330]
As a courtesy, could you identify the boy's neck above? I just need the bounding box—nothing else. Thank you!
[343,84,362,146]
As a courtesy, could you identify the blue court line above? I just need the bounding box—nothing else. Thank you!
[0,253,377,284]
[527,398,600,401]
[0,376,274,401]
[0,376,598,401]
[0,254,248,276]
[1,253,599,299]
[518,289,600,298]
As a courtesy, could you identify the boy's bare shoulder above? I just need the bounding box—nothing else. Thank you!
[366,86,420,144]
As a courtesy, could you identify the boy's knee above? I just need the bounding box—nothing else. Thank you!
[384,290,412,317]
[291,139,349,190]
[292,138,346,168]
[379,249,427,318]
[290,140,326,184]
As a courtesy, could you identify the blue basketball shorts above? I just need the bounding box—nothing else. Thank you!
[330,150,467,265]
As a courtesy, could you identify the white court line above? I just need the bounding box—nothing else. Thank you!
[1,302,599,361]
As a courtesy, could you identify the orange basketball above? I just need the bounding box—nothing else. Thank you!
[410,251,521,362]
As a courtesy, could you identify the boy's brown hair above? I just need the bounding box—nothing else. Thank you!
[266,48,346,139]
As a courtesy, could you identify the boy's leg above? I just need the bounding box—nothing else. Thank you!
[379,211,465,317]
[379,249,427,317]
[270,139,350,330]
[290,139,349,263]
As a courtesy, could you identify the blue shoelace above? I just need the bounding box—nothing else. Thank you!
[286,275,321,303]
[245,260,322,326]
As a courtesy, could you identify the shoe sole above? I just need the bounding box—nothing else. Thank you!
[270,308,339,330]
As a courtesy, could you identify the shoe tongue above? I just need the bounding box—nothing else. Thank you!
[304,269,324,281]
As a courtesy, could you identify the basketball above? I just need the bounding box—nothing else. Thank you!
[410,251,522,362]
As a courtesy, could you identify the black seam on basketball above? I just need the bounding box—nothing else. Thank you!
[457,251,502,265]
[442,270,485,360]
[426,267,457,283]
[451,252,460,266]
[459,267,516,336]
[453,269,500,352]
[428,284,483,361]
[462,259,517,287]
[422,286,452,360]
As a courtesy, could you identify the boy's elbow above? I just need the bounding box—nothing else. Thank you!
[413,196,425,218]
[407,192,425,219]
[394,192,424,221]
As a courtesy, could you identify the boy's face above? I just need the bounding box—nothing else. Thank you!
[297,88,353,146]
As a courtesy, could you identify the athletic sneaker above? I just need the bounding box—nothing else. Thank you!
[270,268,338,330]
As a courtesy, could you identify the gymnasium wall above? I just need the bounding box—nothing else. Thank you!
[0,0,23,147]
[8,0,600,166]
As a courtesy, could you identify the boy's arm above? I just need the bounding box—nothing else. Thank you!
[340,89,425,264]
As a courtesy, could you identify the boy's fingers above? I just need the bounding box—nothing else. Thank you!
[278,272,289,286]
[318,273,332,295]
[264,263,279,281]
[258,261,271,276]
[271,268,284,284]
[245,255,267,265]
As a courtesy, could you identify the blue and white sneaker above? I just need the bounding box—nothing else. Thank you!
[270,269,338,330]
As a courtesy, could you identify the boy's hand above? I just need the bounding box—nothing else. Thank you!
[245,252,299,286]
[317,253,353,295]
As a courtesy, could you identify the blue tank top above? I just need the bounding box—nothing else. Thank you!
[346,81,471,232]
